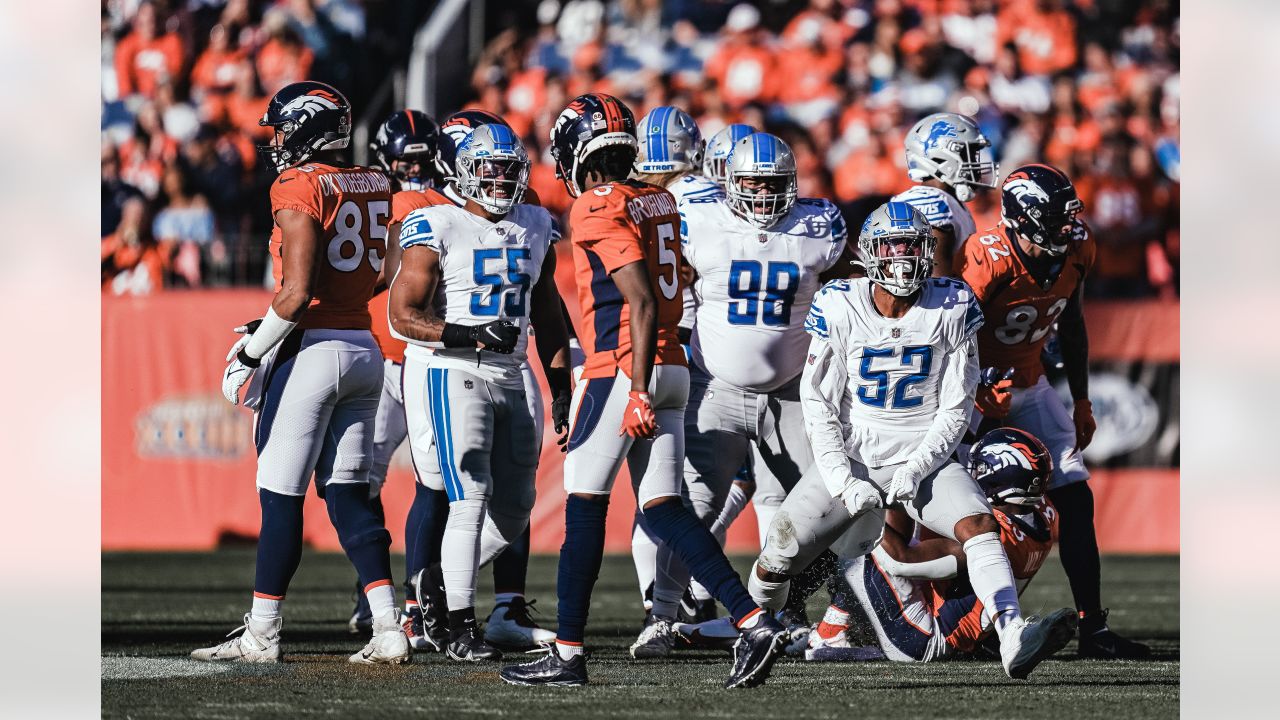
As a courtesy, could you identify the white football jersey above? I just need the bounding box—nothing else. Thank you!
[395,203,557,389]
[671,173,725,331]
[682,196,848,392]
[802,277,982,468]
[891,185,976,244]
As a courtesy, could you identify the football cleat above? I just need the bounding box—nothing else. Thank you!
[348,579,373,634]
[349,611,411,665]
[1001,608,1077,679]
[777,608,812,658]
[1077,609,1152,659]
[630,617,676,659]
[678,592,719,624]
[500,648,589,687]
[672,617,738,651]
[412,570,450,651]
[446,628,503,662]
[484,597,556,650]
[724,613,787,689]
[191,614,281,663]
[402,604,443,652]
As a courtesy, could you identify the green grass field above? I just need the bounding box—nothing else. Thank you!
[102,551,1178,719]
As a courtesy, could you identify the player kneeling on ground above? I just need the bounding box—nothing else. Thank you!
[746,201,1076,680]
[194,81,409,665]
[808,428,1068,664]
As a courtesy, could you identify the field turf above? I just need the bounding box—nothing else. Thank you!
[102,551,1178,719]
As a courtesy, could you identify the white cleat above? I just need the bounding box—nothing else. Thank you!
[349,611,412,665]
[483,597,556,650]
[1000,608,1077,680]
[630,617,676,659]
[191,614,281,663]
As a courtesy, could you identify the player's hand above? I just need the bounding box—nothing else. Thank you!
[225,318,263,362]
[222,357,256,405]
[470,320,520,354]
[619,391,658,439]
[885,465,924,506]
[552,390,572,452]
[837,480,881,518]
[1073,398,1096,450]
[974,376,1013,419]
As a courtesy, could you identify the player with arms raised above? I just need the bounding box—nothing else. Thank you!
[954,164,1150,658]
[500,93,786,689]
[389,124,571,662]
[748,201,1076,680]
[195,81,409,665]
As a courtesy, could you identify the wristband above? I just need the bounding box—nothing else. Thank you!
[441,323,477,348]
[243,306,299,360]
[237,348,261,368]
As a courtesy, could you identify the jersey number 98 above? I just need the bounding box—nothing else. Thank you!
[728,260,800,326]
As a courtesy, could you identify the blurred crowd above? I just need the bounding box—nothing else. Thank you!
[102,0,1179,300]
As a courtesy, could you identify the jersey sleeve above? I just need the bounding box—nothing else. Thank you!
[677,202,699,267]
[571,188,646,273]
[953,234,995,304]
[399,207,445,252]
[800,282,855,497]
[269,169,322,221]
[1075,221,1098,278]
[819,199,849,270]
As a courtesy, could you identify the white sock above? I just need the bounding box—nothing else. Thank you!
[441,498,486,612]
[366,583,396,622]
[753,501,779,549]
[962,531,1022,638]
[555,640,584,660]
[821,604,852,627]
[746,560,789,611]
[631,510,659,609]
[250,594,282,623]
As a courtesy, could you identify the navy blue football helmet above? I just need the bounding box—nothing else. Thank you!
[969,427,1053,507]
[371,109,440,189]
[435,109,510,181]
[1000,164,1084,255]
[549,93,637,197]
[258,81,351,173]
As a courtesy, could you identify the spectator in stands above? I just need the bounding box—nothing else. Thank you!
[152,164,219,288]
[102,142,144,238]
[102,197,169,296]
[113,1,184,104]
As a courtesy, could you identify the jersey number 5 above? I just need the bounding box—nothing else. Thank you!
[329,200,388,273]
[656,222,679,300]
[472,248,532,317]
[857,345,933,409]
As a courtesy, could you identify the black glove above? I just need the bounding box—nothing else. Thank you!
[552,390,572,451]
[470,320,521,354]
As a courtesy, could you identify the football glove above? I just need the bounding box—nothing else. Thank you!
[1073,398,1096,450]
[225,318,263,362]
[619,391,658,439]
[552,390,572,452]
[885,465,925,506]
[837,480,881,518]
[222,357,256,405]
[471,320,521,354]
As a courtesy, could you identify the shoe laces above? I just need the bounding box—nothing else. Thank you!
[501,597,543,628]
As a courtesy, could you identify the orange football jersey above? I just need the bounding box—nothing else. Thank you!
[954,223,1095,387]
[368,186,453,363]
[269,163,392,331]
[570,180,686,380]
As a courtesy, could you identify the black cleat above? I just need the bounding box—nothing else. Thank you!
[725,613,787,689]
[412,571,449,652]
[446,628,503,662]
[1078,609,1151,659]
[500,649,589,687]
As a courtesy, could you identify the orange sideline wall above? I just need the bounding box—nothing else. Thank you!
[103,287,1179,554]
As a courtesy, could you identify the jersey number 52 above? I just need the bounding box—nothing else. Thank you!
[857,345,933,409]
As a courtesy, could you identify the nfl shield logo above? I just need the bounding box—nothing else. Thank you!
[891,328,902,339]
[758,233,768,244]
[464,379,474,389]
[495,226,507,237]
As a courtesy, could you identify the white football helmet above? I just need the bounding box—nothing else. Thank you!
[634,106,704,174]
[856,201,936,297]
[724,132,797,229]
[904,112,997,202]
[455,123,529,215]
[702,123,756,187]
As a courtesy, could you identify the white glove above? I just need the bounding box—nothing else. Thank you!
[885,465,924,506]
[225,320,260,362]
[222,358,256,405]
[837,480,881,518]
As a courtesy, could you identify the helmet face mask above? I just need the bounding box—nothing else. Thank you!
[724,133,798,228]
[634,106,704,175]
[969,428,1053,507]
[371,110,440,190]
[857,201,935,297]
[258,82,351,174]
[905,112,997,202]
[456,124,529,215]
[703,123,756,188]
[435,110,509,183]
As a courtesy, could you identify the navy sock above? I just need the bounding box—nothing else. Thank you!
[1048,482,1102,613]
[254,489,305,597]
[405,484,448,583]
[325,483,394,589]
[643,500,757,623]
[492,524,531,595]
[555,495,609,644]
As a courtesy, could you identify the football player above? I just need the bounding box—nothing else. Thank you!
[344,108,447,638]
[499,93,787,689]
[893,112,997,276]
[631,132,854,658]
[954,164,1150,659]
[392,110,558,654]
[746,200,1076,680]
[195,81,409,665]
[389,124,571,662]
[808,428,1062,663]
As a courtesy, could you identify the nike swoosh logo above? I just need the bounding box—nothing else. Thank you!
[278,176,295,184]
[589,204,607,212]
[632,408,645,422]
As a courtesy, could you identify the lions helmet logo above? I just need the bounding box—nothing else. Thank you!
[922,119,957,155]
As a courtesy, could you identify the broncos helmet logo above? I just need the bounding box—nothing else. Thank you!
[278,91,341,121]
[1003,178,1050,209]
[981,441,1038,473]
[922,120,957,155]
